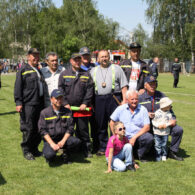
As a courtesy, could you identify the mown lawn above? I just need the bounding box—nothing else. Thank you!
[0,73,195,194]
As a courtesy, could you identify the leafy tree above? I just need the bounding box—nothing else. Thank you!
[144,0,195,62]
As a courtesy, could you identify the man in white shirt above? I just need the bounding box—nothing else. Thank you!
[41,52,65,107]
[119,42,150,94]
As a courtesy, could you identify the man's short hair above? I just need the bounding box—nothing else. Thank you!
[45,52,58,60]
[126,89,138,99]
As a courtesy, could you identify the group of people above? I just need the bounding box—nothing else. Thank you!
[14,42,184,172]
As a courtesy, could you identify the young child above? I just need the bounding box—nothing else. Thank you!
[152,97,174,161]
[105,121,136,173]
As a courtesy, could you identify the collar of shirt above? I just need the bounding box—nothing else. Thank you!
[126,103,141,115]
[80,65,89,71]
[45,66,63,75]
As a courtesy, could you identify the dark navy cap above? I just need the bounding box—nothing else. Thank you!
[129,42,141,49]
[28,48,40,55]
[51,89,63,98]
[79,47,90,55]
[144,75,157,84]
[71,53,81,59]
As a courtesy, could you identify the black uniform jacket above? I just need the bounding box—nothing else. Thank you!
[58,67,94,106]
[38,106,74,140]
[119,59,150,90]
[14,64,45,106]
[171,63,181,73]
[138,90,176,119]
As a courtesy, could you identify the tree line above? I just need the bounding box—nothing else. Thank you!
[0,0,119,61]
[0,0,194,63]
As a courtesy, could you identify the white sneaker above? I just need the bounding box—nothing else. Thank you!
[162,156,167,161]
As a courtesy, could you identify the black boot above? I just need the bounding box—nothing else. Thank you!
[168,150,183,161]
[62,150,72,164]
[83,142,93,158]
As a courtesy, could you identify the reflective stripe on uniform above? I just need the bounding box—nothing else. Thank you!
[93,64,115,92]
[140,101,160,105]
[45,116,57,120]
[80,76,89,79]
[120,65,132,68]
[63,76,76,78]
[22,70,36,76]
[142,70,149,74]
[45,115,70,120]
[139,101,151,105]
[61,116,70,119]
[111,64,115,91]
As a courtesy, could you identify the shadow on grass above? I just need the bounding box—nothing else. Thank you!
[48,153,90,168]
[0,111,17,116]
[179,148,190,159]
[0,173,6,185]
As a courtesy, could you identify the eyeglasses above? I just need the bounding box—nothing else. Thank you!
[118,127,126,131]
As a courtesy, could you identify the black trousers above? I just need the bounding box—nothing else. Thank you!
[173,71,179,87]
[95,94,121,152]
[133,132,154,159]
[89,112,99,152]
[74,117,91,153]
[20,104,43,154]
[43,136,81,160]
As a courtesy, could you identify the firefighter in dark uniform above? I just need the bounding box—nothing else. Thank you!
[14,48,44,160]
[58,53,94,158]
[90,50,128,156]
[38,89,81,164]
[119,42,150,93]
[171,58,181,88]
[79,47,98,153]
[138,75,183,161]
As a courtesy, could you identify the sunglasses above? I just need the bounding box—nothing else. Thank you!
[118,127,126,131]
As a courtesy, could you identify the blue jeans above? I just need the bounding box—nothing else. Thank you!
[106,143,133,172]
[154,134,168,161]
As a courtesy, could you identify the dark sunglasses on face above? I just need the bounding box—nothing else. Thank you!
[118,127,126,131]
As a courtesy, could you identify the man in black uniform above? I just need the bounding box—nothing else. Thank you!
[14,48,44,160]
[139,76,184,161]
[79,47,98,153]
[38,89,81,164]
[171,58,181,88]
[58,53,94,158]
[119,42,150,93]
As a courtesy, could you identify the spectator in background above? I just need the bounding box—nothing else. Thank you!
[148,57,159,78]
[171,58,181,88]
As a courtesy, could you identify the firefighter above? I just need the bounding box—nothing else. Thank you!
[14,48,45,160]
[90,50,128,156]
[138,75,184,161]
[119,42,150,94]
[38,89,81,164]
[58,53,94,158]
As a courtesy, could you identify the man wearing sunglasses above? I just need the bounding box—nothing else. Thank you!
[110,89,153,162]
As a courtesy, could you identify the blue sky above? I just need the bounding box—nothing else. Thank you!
[52,0,153,36]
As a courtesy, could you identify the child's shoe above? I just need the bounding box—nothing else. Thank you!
[162,156,167,161]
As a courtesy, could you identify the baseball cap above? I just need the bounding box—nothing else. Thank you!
[28,48,40,55]
[129,42,141,49]
[144,75,157,84]
[51,89,63,98]
[160,97,173,109]
[71,53,81,59]
[79,47,90,55]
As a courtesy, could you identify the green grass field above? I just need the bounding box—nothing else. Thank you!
[0,73,195,194]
